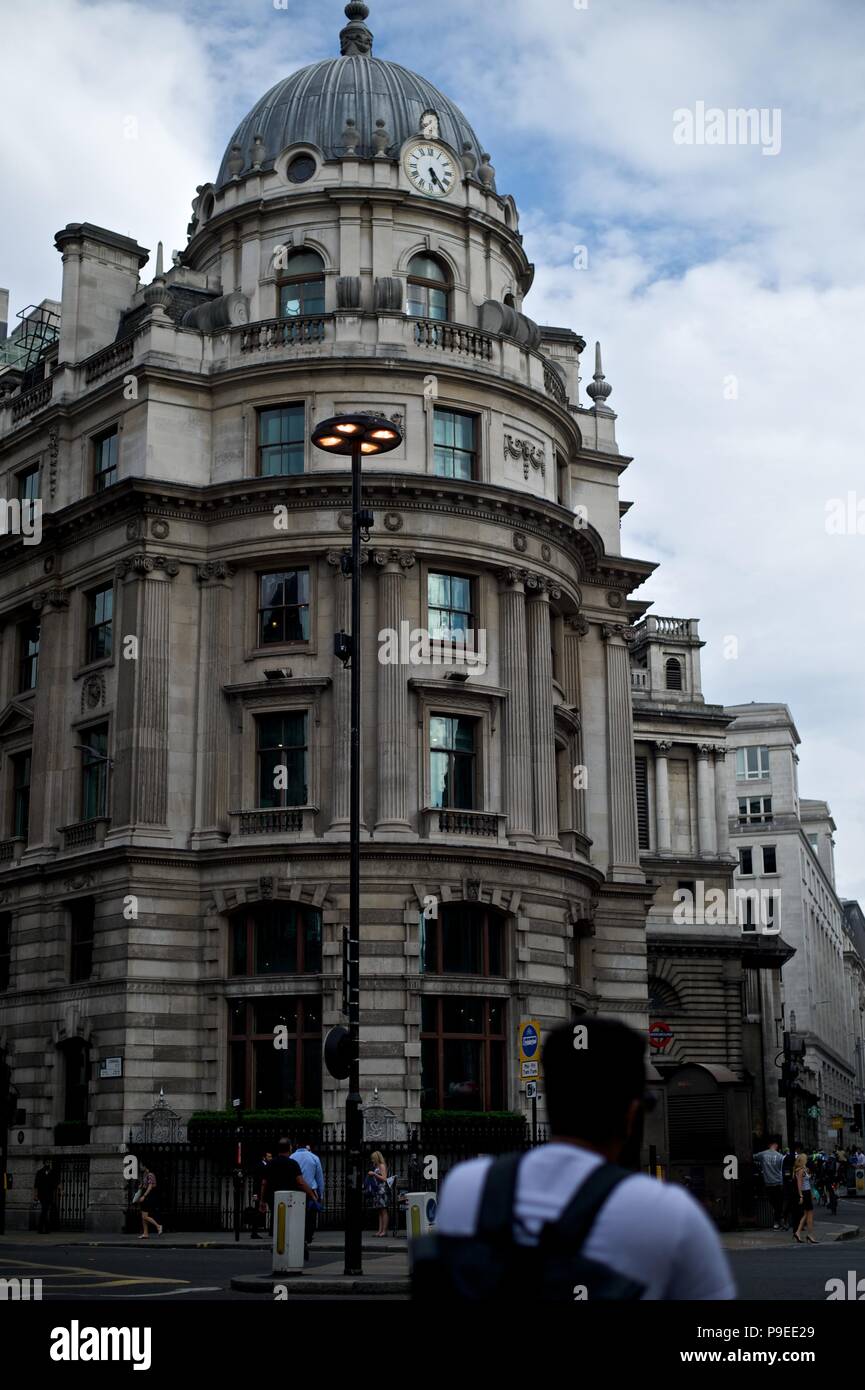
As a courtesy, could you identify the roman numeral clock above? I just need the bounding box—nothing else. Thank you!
[404,141,456,197]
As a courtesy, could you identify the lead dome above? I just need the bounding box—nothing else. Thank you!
[214,3,485,189]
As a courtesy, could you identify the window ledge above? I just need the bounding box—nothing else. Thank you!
[225,677,330,700]
[59,818,111,851]
[74,657,114,681]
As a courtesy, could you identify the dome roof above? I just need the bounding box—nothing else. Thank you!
[214,6,485,189]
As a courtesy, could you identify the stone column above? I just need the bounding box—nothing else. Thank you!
[25,587,70,854]
[498,568,534,844]
[696,743,717,857]
[111,555,177,839]
[563,614,589,837]
[326,550,352,835]
[374,548,415,837]
[602,623,642,880]
[654,739,673,855]
[713,746,730,854]
[525,574,561,847]
[190,562,234,847]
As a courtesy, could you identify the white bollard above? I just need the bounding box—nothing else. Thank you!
[405,1191,437,1270]
[271,1190,306,1275]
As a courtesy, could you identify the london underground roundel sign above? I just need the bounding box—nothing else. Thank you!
[649,1020,672,1051]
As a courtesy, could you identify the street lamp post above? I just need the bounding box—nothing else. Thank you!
[311,412,402,1276]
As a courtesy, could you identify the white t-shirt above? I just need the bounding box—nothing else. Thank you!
[435,1143,736,1301]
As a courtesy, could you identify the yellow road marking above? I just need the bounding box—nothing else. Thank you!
[0,1256,187,1289]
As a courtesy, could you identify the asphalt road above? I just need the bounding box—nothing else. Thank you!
[1,1235,863,1302]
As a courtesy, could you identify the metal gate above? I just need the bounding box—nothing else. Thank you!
[55,1156,90,1231]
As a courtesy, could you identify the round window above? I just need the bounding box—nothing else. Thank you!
[287,154,316,184]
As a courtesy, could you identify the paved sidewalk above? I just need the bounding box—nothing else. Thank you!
[722,1202,861,1251]
[0,1228,409,1252]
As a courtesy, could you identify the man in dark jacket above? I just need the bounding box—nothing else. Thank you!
[32,1159,62,1234]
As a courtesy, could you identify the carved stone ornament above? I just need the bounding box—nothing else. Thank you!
[565,613,590,638]
[655,739,673,753]
[525,573,562,601]
[600,622,637,645]
[43,556,55,574]
[383,512,403,532]
[498,566,528,588]
[504,432,546,479]
[64,873,94,892]
[81,673,106,713]
[337,512,352,532]
[197,561,236,583]
[372,548,416,570]
[466,879,481,902]
[48,427,60,499]
[32,587,69,613]
[126,519,145,541]
[260,874,275,901]
[607,590,624,608]
[541,543,552,562]
[512,533,528,553]
[116,555,179,579]
[150,519,170,541]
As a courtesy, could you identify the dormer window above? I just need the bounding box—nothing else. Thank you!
[407,254,449,321]
[277,249,325,318]
[665,657,683,690]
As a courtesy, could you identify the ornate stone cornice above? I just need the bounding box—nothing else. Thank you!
[32,586,69,613]
[196,561,236,583]
[116,554,179,579]
[372,548,416,571]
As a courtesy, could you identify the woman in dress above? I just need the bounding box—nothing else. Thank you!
[367,1151,389,1237]
[793,1151,817,1244]
[134,1164,163,1239]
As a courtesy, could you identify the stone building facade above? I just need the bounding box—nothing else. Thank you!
[630,618,790,1217]
[725,703,857,1149]
[0,4,657,1228]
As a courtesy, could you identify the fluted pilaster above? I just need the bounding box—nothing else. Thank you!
[112,555,177,836]
[602,623,642,879]
[525,574,561,846]
[563,614,589,836]
[25,587,70,853]
[191,563,234,845]
[697,743,717,856]
[374,548,415,834]
[498,569,534,843]
[654,739,673,855]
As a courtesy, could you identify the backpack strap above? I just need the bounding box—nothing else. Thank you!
[476,1152,524,1241]
[539,1162,633,1251]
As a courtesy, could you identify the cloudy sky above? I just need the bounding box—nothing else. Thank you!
[2,0,863,898]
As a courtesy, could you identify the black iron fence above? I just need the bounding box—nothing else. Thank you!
[55,1156,90,1232]
[127,1122,551,1234]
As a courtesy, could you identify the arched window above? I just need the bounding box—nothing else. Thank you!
[648,976,682,1013]
[407,253,449,321]
[665,657,683,690]
[277,249,325,318]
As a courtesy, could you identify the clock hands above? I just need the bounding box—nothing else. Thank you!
[428,166,443,189]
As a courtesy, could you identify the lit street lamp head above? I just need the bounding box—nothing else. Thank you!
[311,412,402,456]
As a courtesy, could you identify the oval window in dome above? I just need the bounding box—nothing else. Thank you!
[287,154,317,184]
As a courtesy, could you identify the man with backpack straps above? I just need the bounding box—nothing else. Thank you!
[412,1019,735,1301]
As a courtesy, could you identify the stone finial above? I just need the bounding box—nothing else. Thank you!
[478,152,496,188]
[340,2,373,55]
[586,340,613,410]
[154,241,164,278]
[373,117,390,156]
[461,141,478,176]
[227,143,244,178]
[342,117,360,154]
[251,133,266,169]
[143,240,171,313]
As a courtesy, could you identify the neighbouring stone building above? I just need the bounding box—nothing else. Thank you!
[0,3,660,1228]
[630,617,791,1220]
[725,703,857,1151]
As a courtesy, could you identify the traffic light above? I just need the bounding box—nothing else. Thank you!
[324,1026,351,1080]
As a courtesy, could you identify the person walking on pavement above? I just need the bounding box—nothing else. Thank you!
[367,1151,390,1237]
[250,1150,272,1240]
[793,1151,818,1244]
[32,1159,62,1234]
[429,1020,735,1299]
[290,1143,325,1257]
[259,1138,320,1257]
[753,1136,785,1229]
[133,1164,163,1239]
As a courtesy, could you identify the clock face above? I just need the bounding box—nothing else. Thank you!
[405,142,456,198]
